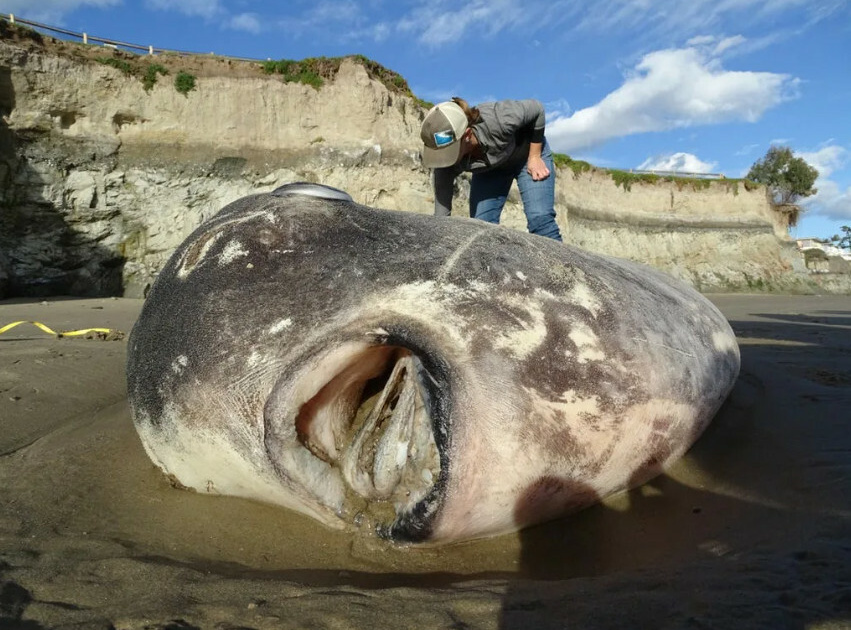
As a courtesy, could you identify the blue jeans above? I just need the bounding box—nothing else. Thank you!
[469,140,562,241]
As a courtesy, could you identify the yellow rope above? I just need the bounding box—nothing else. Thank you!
[0,320,122,338]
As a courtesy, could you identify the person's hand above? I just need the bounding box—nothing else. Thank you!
[527,156,551,181]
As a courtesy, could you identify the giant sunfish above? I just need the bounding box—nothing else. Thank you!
[126,183,740,543]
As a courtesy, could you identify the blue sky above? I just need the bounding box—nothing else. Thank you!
[8,0,851,240]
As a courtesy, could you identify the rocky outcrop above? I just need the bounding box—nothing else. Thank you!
[0,33,842,298]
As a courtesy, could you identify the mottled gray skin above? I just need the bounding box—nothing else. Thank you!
[127,183,740,543]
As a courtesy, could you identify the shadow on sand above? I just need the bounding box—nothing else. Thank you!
[0,54,125,300]
[497,305,851,628]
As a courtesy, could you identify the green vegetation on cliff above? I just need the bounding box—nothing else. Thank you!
[746,146,818,227]
[552,152,760,195]
[95,56,192,96]
[609,170,718,192]
[174,71,196,95]
[261,58,325,89]
[261,55,431,108]
[3,20,428,107]
[142,63,168,91]
[553,153,592,177]
[95,56,132,75]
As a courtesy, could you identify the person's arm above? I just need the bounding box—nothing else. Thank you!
[494,100,550,181]
[433,167,455,217]
[522,100,549,181]
[526,140,550,181]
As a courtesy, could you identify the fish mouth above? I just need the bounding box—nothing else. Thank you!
[264,330,449,542]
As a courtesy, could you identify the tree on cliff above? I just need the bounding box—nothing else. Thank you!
[746,146,818,227]
[828,226,851,251]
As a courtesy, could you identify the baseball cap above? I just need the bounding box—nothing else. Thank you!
[420,101,469,168]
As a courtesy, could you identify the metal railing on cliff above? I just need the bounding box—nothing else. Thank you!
[0,12,264,62]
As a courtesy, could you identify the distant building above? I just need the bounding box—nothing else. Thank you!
[796,238,851,273]
[797,238,851,259]
[796,237,822,250]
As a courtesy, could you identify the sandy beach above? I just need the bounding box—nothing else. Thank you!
[0,293,849,629]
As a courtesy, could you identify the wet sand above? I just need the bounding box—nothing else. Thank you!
[0,294,849,629]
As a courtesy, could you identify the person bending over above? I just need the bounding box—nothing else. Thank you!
[420,97,562,242]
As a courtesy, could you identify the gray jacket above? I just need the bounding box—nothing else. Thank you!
[433,99,546,217]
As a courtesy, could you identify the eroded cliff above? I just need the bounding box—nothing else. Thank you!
[0,26,832,298]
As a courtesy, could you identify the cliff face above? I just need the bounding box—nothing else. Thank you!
[559,172,807,292]
[0,32,836,298]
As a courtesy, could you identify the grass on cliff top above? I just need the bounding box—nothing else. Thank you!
[1,21,429,105]
[95,56,194,95]
[95,57,169,91]
[607,170,760,194]
[261,55,432,108]
[0,18,44,46]
[552,152,759,194]
[553,153,593,177]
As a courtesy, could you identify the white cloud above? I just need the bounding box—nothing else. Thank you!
[544,98,573,120]
[273,0,371,39]
[306,0,362,24]
[804,179,851,221]
[399,0,847,53]
[686,35,716,47]
[227,13,263,34]
[682,33,774,60]
[145,0,225,20]
[395,0,842,44]
[568,0,839,42]
[637,152,718,174]
[799,144,851,221]
[3,0,119,23]
[398,0,526,47]
[712,34,747,55]
[799,144,846,179]
[16,0,846,50]
[369,22,392,42]
[735,143,761,156]
[547,42,798,153]
[384,0,846,54]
